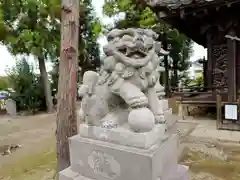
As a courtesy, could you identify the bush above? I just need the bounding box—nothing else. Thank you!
[0,76,9,90]
[191,75,204,87]
[7,59,46,113]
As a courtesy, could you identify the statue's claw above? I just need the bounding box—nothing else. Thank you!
[155,115,166,124]
[101,119,118,129]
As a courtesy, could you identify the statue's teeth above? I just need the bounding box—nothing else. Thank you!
[126,49,132,55]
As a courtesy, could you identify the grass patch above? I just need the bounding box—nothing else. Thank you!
[0,146,56,180]
[191,160,240,180]
[220,144,240,161]
[180,148,240,180]
[180,148,210,163]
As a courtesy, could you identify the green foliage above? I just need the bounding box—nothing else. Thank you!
[190,75,204,87]
[0,0,60,111]
[7,59,46,113]
[175,71,192,87]
[169,34,193,87]
[79,0,101,74]
[51,0,102,90]
[0,76,9,90]
[1,0,102,92]
[168,35,192,69]
[103,0,193,87]
[0,0,60,59]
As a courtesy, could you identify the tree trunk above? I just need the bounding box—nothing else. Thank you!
[163,34,170,97]
[172,58,178,89]
[56,0,79,172]
[38,57,53,112]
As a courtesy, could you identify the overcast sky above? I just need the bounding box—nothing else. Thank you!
[0,0,207,76]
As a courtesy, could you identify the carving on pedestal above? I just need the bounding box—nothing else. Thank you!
[88,150,120,179]
[78,28,168,133]
[212,44,228,92]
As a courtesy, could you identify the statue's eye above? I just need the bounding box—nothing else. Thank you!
[107,36,114,42]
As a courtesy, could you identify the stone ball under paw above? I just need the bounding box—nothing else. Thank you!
[128,107,155,133]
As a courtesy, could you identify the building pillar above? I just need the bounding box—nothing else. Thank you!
[202,57,208,87]
[206,32,213,91]
[226,29,237,102]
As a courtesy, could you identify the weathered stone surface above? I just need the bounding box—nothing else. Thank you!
[59,165,189,180]
[79,124,167,149]
[59,134,182,180]
[78,28,168,133]
[60,28,188,180]
[166,165,189,180]
[5,99,17,116]
[59,168,79,180]
[165,110,178,129]
[161,99,169,111]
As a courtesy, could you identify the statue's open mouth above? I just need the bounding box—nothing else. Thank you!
[118,47,147,59]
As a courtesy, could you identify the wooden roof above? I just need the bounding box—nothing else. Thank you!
[151,0,217,9]
[146,0,240,46]
[150,0,234,10]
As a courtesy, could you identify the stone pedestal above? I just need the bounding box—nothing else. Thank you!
[69,27,188,180]
[59,124,189,180]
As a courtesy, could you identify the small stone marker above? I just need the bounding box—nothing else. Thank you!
[5,99,17,116]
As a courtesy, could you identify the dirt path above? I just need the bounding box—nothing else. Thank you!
[0,113,56,167]
[178,123,240,180]
[0,112,240,180]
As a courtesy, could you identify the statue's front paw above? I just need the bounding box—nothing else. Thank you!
[108,73,120,86]
[129,96,148,108]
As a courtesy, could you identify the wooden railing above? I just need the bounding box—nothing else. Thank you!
[172,86,229,105]
[172,85,228,93]
[171,85,240,131]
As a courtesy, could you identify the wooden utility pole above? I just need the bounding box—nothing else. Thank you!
[56,0,79,172]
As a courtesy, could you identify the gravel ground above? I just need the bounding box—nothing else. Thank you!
[177,121,240,180]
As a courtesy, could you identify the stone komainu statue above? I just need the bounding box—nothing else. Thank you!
[78,28,168,133]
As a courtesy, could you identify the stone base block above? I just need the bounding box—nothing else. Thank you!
[59,165,189,180]
[164,110,178,129]
[167,165,189,180]
[79,124,167,149]
[60,133,182,180]
[79,108,177,150]
[59,168,79,180]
